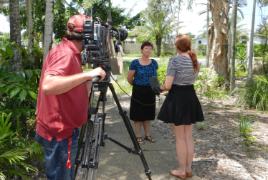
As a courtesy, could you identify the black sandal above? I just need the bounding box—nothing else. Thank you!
[144,136,155,143]
[136,137,144,144]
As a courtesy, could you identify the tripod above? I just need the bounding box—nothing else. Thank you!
[75,79,152,180]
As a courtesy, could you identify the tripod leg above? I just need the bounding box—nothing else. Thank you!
[99,87,108,147]
[75,86,104,180]
[108,83,152,180]
[74,124,86,176]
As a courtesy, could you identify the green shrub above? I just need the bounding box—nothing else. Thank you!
[254,44,268,74]
[0,40,43,70]
[195,68,227,99]
[196,121,207,130]
[0,39,43,179]
[0,113,42,179]
[197,44,206,57]
[0,68,40,135]
[157,63,167,84]
[239,116,256,146]
[235,69,247,78]
[0,42,14,71]
[254,44,268,57]
[239,75,268,111]
[236,43,247,72]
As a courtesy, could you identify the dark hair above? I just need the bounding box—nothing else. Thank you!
[141,41,154,50]
[64,30,83,41]
[175,35,198,72]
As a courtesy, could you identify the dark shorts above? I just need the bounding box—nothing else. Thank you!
[35,129,79,180]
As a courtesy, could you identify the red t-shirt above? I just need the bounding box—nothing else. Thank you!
[36,38,88,141]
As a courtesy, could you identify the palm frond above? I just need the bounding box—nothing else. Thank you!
[0,172,6,180]
[0,149,27,165]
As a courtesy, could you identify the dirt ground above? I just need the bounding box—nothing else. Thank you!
[95,93,268,180]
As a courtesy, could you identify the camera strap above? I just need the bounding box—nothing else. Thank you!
[66,135,73,169]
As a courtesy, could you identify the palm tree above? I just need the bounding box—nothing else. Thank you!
[43,0,54,61]
[247,0,257,80]
[26,0,34,63]
[143,0,173,56]
[9,0,22,71]
[209,0,229,88]
[206,0,210,67]
[230,0,238,91]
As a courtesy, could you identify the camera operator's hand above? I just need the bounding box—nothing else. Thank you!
[86,67,106,81]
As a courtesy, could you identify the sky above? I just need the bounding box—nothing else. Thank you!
[111,0,268,35]
[0,0,267,35]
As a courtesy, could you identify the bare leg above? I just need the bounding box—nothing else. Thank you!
[185,125,194,173]
[143,121,155,142]
[143,121,150,137]
[134,121,143,138]
[172,125,187,176]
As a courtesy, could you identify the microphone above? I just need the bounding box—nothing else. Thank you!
[149,76,162,95]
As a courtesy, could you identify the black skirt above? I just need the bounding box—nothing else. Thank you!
[130,85,156,121]
[158,84,204,125]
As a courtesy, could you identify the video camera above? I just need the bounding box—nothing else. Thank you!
[82,15,128,75]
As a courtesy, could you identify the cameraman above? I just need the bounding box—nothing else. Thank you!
[35,14,106,180]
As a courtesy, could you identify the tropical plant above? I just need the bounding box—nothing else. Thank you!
[0,68,40,134]
[157,63,167,84]
[238,75,268,111]
[0,42,40,134]
[9,0,22,71]
[139,0,173,56]
[236,43,247,68]
[239,116,256,146]
[195,68,227,99]
[0,113,41,179]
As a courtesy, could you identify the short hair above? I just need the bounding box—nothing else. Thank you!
[64,30,83,41]
[141,41,154,50]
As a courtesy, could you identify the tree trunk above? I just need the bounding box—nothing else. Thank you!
[176,0,182,35]
[156,35,162,57]
[26,0,34,63]
[208,23,214,64]
[247,0,257,81]
[43,0,54,61]
[206,0,210,67]
[262,35,268,74]
[209,0,229,88]
[230,0,238,91]
[9,0,21,71]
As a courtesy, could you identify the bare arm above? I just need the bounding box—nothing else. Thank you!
[42,67,106,95]
[160,76,174,91]
[197,62,201,72]
[127,70,135,85]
